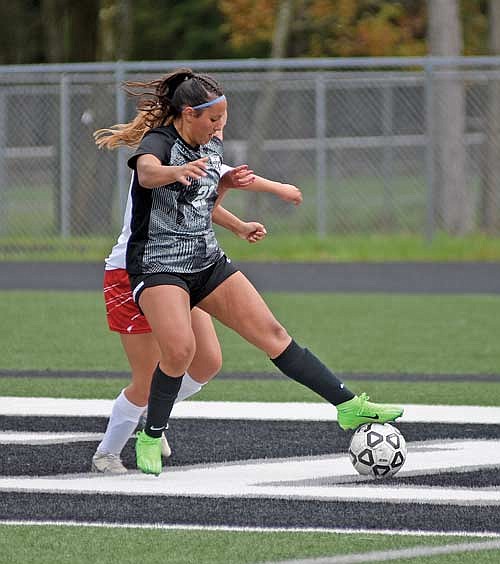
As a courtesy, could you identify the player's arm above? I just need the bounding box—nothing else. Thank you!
[136,154,208,188]
[236,175,303,206]
[212,205,267,244]
[219,166,303,207]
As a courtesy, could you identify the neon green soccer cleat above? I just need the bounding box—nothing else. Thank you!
[135,430,163,476]
[336,392,404,431]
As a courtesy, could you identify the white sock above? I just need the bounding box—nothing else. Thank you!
[97,389,145,456]
[175,372,205,403]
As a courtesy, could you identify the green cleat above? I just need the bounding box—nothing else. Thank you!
[336,392,404,431]
[135,430,162,476]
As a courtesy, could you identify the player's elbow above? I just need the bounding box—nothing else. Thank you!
[137,167,158,188]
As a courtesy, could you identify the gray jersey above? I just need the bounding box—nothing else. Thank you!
[126,124,223,274]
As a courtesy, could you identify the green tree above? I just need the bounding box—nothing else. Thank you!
[0,1,43,64]
[41,0,100,63]
[218,0,428,58]
[131,0,233,60]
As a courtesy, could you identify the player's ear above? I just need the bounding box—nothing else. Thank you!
[182,107,195,122]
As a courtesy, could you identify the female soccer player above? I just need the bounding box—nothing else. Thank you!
[93,116,302,474]
[97,68,403,475]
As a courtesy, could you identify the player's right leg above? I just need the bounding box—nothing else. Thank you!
[136,308,223,463]
[134,283,194,475]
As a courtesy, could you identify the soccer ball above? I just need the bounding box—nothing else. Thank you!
[349,423,407,478]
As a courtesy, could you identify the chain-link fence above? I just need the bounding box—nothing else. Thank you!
[1,57,500,257]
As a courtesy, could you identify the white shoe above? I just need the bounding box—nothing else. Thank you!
[91,451,127,474]
[161,433,172,458]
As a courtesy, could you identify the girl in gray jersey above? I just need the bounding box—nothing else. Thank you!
[96,68,403,476]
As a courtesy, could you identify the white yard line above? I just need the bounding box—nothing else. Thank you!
[263,540,500,564]
[0,431,103,444]
[1,521,500,538]
[1,397,500,423]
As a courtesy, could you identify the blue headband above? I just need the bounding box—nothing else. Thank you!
[191,95,226,110]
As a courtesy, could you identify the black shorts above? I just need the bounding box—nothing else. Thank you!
[129,255,238,309]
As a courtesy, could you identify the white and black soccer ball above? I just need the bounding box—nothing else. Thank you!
[349,423,407,478]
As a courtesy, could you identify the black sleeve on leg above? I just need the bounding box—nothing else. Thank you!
[271,339,355,405]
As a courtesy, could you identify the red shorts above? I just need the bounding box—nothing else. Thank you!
[103,268,151,334]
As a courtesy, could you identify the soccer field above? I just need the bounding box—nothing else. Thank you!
[1,281,499,563]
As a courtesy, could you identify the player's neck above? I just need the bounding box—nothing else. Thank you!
[173,120,197,148]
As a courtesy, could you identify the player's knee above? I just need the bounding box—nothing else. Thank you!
[187,345,223,383]
[200,349,223,382]
[264,320,291,357]
[268,320,290,347]
[160,339,196,375]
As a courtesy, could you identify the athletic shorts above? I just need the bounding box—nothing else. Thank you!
[130,255,238,309]
[103,268,151,334]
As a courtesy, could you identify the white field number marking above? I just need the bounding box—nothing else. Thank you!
[1,439,500,506]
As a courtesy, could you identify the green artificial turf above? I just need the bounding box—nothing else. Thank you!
[0,291,498,375]
[0,525,497,564]
[0,376,498,406]
[1,232,500,262]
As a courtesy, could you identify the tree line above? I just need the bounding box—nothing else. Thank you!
[0,0,491,65]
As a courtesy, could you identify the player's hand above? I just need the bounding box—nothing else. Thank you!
[220,165,256,189]
[175,157,209,186]
[234,221,267,243]
[277,184,303,206]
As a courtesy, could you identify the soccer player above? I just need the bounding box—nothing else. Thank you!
[93,121,302,474]
[96,68,403,476]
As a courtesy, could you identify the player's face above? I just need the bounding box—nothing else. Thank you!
[191,99,227,145]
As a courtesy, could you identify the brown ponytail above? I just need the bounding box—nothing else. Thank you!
[94,68,223,150]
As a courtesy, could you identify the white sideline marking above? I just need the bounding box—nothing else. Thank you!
[264,540,500,564]
[0,431,103,445]
[2,440,500,505]
[2,520,500,538]
[2,397,500,423]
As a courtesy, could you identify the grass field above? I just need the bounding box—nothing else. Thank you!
[1,232,500,262]
[3,377,500,407]
[0,525,498,564]
[1,266,499,563]
[1,291,498,374]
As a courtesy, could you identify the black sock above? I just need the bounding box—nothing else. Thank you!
[271,339,355,405]
[144,365,183,438]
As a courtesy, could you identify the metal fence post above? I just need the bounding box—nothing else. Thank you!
[0,92,6,235]
[315,73,327,237]
[424,60,436,242]
[115,61,128,215]
[382,81,394,228]
[59,74,71,238]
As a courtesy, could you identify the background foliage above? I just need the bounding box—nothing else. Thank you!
[0,0,490,65]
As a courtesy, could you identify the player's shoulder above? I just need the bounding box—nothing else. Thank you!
[143,124,177,143]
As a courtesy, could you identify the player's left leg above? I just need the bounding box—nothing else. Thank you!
[199,272,403,429]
